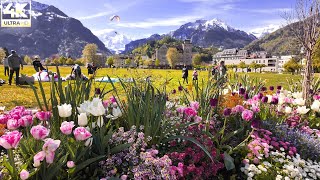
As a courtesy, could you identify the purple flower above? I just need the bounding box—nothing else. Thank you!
[309,89,314,94]
[241,109,254,121]
[261,96,268,103]
[172,89,176,94]
[95,88,101,95]
[239,88,246,95]
[209,98,218,107]
[269,86,274,91]
[223,108,232,116]
[251,119,261,128]
[234,105,245,113]
[244,93,249,100]
[258,93,263,99]
[178,86,183,91]
[261,87,267,91]
[271,96,278,105]
[277,86,282,90]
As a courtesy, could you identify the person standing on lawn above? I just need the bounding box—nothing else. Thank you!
[8,50,23,85]
[3,56,9,76]
[32,56,42,72]
[192,68,198,82]
[182,65,188,84]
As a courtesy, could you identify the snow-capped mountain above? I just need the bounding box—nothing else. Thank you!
[249,24,281,38]
[0,0,111,58]
[124,19,256,52]
[96,31,133,54]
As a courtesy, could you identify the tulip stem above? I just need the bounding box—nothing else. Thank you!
[8,149,18,180]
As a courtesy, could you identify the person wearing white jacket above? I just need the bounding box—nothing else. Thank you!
[3,57,9,76]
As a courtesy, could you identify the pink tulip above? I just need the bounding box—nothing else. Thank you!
[60,121,75,135]
[36,111,51,121]
[7,119,20,130]
[33,151,45,167]
[0,130,22,149]
[42,138,61,152]
[30,125,50,140]
[20,170,29,180]
[18,115,33,127]
[67,161,75,168]
[73,127,92,141]
[120,175,128,180]
[0,114,9,124]
[241,109,254,121]
[190,101,200,111]
[184,107,197,117]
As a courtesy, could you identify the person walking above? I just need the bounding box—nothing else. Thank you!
[3,56,9,76]
[8,50,23,85]
[182,65,188,84]
[32,56,42,72]
[192,68,198,82]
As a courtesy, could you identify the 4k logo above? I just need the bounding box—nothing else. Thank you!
[1,0,31,27]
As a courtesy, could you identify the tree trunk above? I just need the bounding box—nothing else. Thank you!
[302,49,313,103]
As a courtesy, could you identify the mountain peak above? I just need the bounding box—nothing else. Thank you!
[31,0,49,11]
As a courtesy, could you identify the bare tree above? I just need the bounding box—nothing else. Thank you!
[283,0,320,102]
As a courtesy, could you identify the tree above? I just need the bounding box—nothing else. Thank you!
[192,54,202,66]
[144,60,153,67]
[238,61,247,72]
[312,39,320,72]
[45,59,51,65]
[24,55,32,65]
[283,0,320,101]
[59,56,67,65]
[66,58,74,65]
[52,58,60,65]
[107,57,114,67]
[82,44,98,64]
[0,48,6,64]
[249,62,259,72]
[166,48,180,68]
[284,58,302,75]
[74,59,84,66]
[257,64,267,73]
[125,58,132,66]
[155,59,160,67]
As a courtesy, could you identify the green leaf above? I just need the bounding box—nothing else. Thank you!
[221,127,244,144]
[74,155,106,174]
[223,152,235,170]
[2,156,13,175]
[110,143,132,154]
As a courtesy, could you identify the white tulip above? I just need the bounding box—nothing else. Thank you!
[292,92,303,99]
[284,106,292,114]
[58,103,72,117]
[78,113,88,126]
[0,106,5,111]
[294,98,305,106]
[77,101,91,115]
[112,107,122,118]
[84,138,93,147]
[97,116,104,127]
[87,98,105,116]
[311,100,320,112]
[296,106,310,115]
[277,105,284,112]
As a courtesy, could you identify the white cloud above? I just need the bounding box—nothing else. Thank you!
[115,15,202,28]
[77,0,143,20]
[92,28,116,36]
[247,8,292,14]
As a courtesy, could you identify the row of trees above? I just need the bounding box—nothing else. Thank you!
[226,62,267,73]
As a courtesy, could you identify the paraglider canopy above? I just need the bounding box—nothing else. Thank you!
[110,15,120,22]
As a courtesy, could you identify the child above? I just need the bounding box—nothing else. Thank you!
[192,68,198,81]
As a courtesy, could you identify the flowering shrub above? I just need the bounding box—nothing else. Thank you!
[100,126,175,179]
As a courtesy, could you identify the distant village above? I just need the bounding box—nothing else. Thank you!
[110,39,299,72]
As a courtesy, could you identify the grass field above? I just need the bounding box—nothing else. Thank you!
[0,65,302,109]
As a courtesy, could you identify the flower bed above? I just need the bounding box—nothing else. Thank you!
[0,74,319,180]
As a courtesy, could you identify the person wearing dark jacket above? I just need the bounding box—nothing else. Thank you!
[32,56,42,72]
[8,50,23,85]
[182,65,188,84]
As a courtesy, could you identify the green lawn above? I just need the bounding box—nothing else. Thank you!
[0,65,303,109]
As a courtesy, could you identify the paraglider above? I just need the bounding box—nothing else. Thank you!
[114,31,118,34]
[110,15,120,22]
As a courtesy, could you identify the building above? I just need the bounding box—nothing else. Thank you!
[213,48,278,72]
[278,55,296,72]
[154,40,193,67]
[113,55,136,68]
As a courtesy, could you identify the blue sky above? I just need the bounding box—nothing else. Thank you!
[36,0,296,39]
